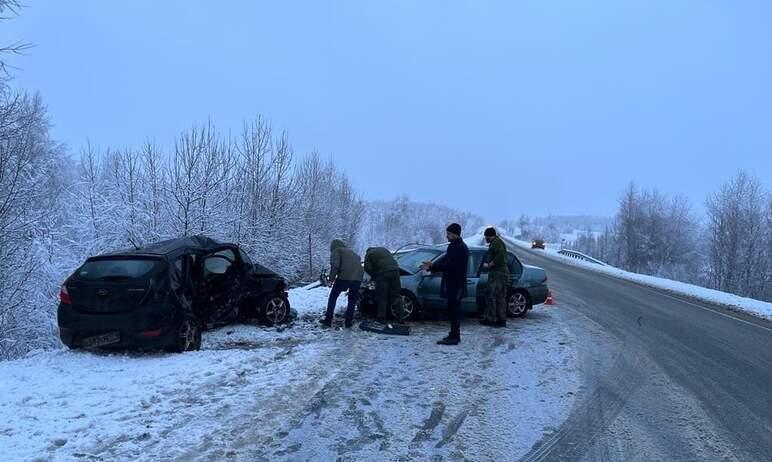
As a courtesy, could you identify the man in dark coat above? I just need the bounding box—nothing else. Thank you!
[321,239,364,328]
[364,246,405,323]
[421,223,469,345]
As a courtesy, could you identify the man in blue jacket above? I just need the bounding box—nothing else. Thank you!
[421,223,469,345]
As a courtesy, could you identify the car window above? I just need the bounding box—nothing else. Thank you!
[509,253,523,274]
[214,249,236,262]
[238,247,253,266]
[203,255,233,276]
[78,258,163,281]
[395,249,443,273]
[469,251,484,276]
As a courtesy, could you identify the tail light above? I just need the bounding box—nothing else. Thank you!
[60,285,72,305]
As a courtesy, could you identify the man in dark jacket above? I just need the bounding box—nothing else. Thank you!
[482,227,510,327]
[321,239,364,328]
[421,223,469,345]
[364,247,405,323]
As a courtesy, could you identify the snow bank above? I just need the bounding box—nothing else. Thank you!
[507,238,772,321]
[288,286,345,318]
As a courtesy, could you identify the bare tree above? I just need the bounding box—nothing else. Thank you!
[140,140,166,239]
[705,171,767,298]
[234,116,273,244]
[78,142,103,241]
[0,1,32,79]
[166,123,233,237]
[0,89,64,359]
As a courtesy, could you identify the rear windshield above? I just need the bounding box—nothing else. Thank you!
[395,249,443,274]
[77,258,164,281]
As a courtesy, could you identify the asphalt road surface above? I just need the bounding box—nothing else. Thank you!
[510,241,772,462]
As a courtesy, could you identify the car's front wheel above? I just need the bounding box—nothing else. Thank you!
[507,291,531,318]
[172,315,202,352]
[260,294,291,326]
[393,291,418,320]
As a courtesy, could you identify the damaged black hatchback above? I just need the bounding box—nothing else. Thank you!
[58,235,291,352]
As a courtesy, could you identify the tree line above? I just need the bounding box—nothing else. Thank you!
[561,174,771,303]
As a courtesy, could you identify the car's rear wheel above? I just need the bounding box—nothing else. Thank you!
[260,294,290,326]
[393,291,418,320]
[507,291,531,318]
[172,315,202,352]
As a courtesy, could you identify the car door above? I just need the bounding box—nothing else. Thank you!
[197,247,241,326]
[509,253,524,286]
[475,250,494,310]
[417,252,446,310]
[173,253,197,315]
[461,250,484,313]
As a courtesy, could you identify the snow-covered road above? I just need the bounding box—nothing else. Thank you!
[0,288,579,462]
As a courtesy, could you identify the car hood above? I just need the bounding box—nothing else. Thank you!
[362,266,416,282]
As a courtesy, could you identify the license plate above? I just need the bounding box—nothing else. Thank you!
[82,331,121,349]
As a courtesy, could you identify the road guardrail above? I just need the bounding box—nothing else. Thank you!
[557,249,607,266]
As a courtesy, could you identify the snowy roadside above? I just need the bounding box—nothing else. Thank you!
[507,238,772,321]
[0,286,579,462]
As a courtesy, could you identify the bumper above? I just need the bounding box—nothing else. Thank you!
[528,285,549,306]
[57,303,180,350]
[358,288,376,312]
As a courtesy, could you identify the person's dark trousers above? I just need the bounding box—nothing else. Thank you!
[325,279,362,327]
[375,270,404,321]
[447,296,462,340]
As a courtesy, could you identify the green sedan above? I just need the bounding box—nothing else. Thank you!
[359,245,549,320]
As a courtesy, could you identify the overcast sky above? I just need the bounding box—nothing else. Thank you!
[3,0,771,221]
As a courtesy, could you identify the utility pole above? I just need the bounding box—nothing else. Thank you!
[308,232,313,278]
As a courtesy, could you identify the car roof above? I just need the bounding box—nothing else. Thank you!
[97,235,227,258]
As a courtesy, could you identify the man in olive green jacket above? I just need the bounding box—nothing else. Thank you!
[364,247,405,323]
[322,239,364,328]
[483,227,510,327]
